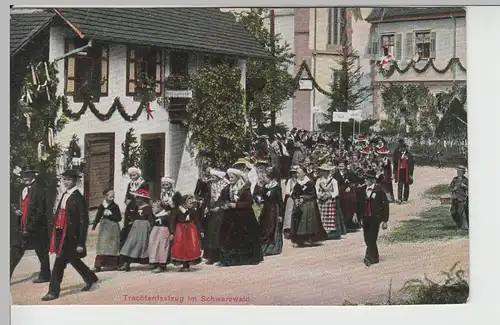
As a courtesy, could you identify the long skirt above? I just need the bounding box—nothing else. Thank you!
[259,202,283,256]
[171,223,202,265]
[339,185,359,232]
[318,198,343,240]
[94,219,121,268]
[283,196,294,235]
[290,199,327,244]
[203,210,224,262]
[120,219,151,264]
[219,209,263,266]
[148,226,170,264]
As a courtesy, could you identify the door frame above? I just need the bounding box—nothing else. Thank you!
[84,133,115,210]
[141,133,166,199]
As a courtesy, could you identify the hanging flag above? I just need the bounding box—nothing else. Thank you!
[44,62,51,82]
[381,55,393,70]
[23,113,31,130]
[412,52,421,64]
[47,128,54,148]
[146,102,154,120]
[31,65,38,85]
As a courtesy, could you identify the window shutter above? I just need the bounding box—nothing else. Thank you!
[127,48,136,95]
[371,34,379,59]
[405,33,414,60]
[327,9,333,45]
[430,32,437,59]
[91,47,102,101]
[65,39,76,95]
[100,45,109,96]
[155,50,162,95]
[333,8,339,44]
[395,33,402,60]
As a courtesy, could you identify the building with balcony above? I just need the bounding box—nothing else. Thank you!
[10,7,270,211]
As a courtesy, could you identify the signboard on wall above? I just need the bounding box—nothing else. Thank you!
[348,109,363,121]
[331,112,350,122]
[165,90,193,98]
[298,79,313,90]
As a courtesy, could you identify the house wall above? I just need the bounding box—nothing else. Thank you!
[49,26,200,211]
[372,16,467,118]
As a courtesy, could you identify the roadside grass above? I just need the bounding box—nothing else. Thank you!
[423,184,450,199]
[382,206,468,243]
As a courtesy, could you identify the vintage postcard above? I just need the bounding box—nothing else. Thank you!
[10,6,468,306]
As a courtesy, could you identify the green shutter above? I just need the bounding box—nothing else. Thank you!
[395,34,402,60]
[405,33,414,60]
[371,34,379,59]
[430,32,437,59]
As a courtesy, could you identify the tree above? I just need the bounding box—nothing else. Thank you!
[186,64,246,169]
[10,62,68,213]
[233,9,296,137]
[121,128,143,175]
[319,27,371,136]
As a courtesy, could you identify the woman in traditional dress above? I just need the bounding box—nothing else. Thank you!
[170,193,203,272]
[148,200,172,273]
[334,161,362,232]
[91,189,122,271]
[282,165,298,238]
[290,166,327,247]
[160,177,176,211]
[203,169,227,264]
[121,168,149,248]
[218,168,263,266]
[316,164,343,240]
[118,189,153,272]
[259,166,284,256]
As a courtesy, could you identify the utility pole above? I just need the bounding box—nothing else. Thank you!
[270,9,276,139]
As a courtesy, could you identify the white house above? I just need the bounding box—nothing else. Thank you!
[11,8,271,211]
[366,7,467,118]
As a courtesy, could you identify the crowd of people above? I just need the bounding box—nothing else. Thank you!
[11,129,425,302]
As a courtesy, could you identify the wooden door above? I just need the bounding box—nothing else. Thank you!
[84,133,115,210]
[141,133,165,199]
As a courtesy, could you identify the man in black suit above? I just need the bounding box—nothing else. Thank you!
[358,170,390,266]
[13,166,51,283]
[393,143,415,203]
[42,169,98,301]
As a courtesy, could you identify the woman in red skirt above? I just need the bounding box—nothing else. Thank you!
[170,193,204,272]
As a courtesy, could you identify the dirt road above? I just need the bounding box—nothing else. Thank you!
[10,166,468,305]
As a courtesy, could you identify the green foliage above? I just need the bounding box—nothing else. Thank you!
[121,128,143,175]
[320,119,378,137]
[435,85,467,114]
[400,262,469,304]
[258,122,289,138]
[379,84,438,141]
[319,33,371,133]
[10,62,68,211]
[234,9,296,134]
[424,184,450,199]
[382,205,468,243]
[186,64,246,169]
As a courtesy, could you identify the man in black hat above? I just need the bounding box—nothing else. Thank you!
[393,143,414,203]
[449,165,469,230]
[357,169,390,266]
[42,169,98,301]
[12,166,51,283]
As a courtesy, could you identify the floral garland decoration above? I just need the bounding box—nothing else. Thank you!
[62,96,148,122]
[293,60,332,97]
[377,57,467,78]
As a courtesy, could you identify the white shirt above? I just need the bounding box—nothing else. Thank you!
[61,186,78,208]
[365,185,375,199]
[21,180,35,199]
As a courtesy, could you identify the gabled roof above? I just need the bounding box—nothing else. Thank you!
[54,8,272,59]
[10,10,55,56]
[366,7,466,23]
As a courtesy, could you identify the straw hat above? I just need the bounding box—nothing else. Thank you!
[318,163,334,171]
[161,176,175,184]
[227,168,244,178]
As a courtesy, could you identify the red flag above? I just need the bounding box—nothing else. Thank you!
[146,102,154,120]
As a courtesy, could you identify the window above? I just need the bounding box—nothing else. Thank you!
[65,38,108,102]
[414,31,436,59]
[202,54,237,69]
[170,51,189,76]
[381,34,395,57]
[126,47,163,96]
[327,8,346,45]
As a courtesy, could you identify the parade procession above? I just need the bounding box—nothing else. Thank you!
[10,7,468,305]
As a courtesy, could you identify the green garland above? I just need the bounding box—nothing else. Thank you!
[293,60,332,97]
[62,96,147,122]
[378,57,467,78]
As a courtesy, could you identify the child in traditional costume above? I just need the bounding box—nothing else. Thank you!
[119,189,154,272]
[148,200,173,273]
[170,193,203,272]
[316,163,342,240]
[122,168,149,248]
[92,189,121,271]
[283,165,299,238]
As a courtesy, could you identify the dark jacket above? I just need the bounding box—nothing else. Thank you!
[51,189,89,259]
[18,180,48,234]
[357,185,389,223]
[393,150,415,182]
[92,201,122,230]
